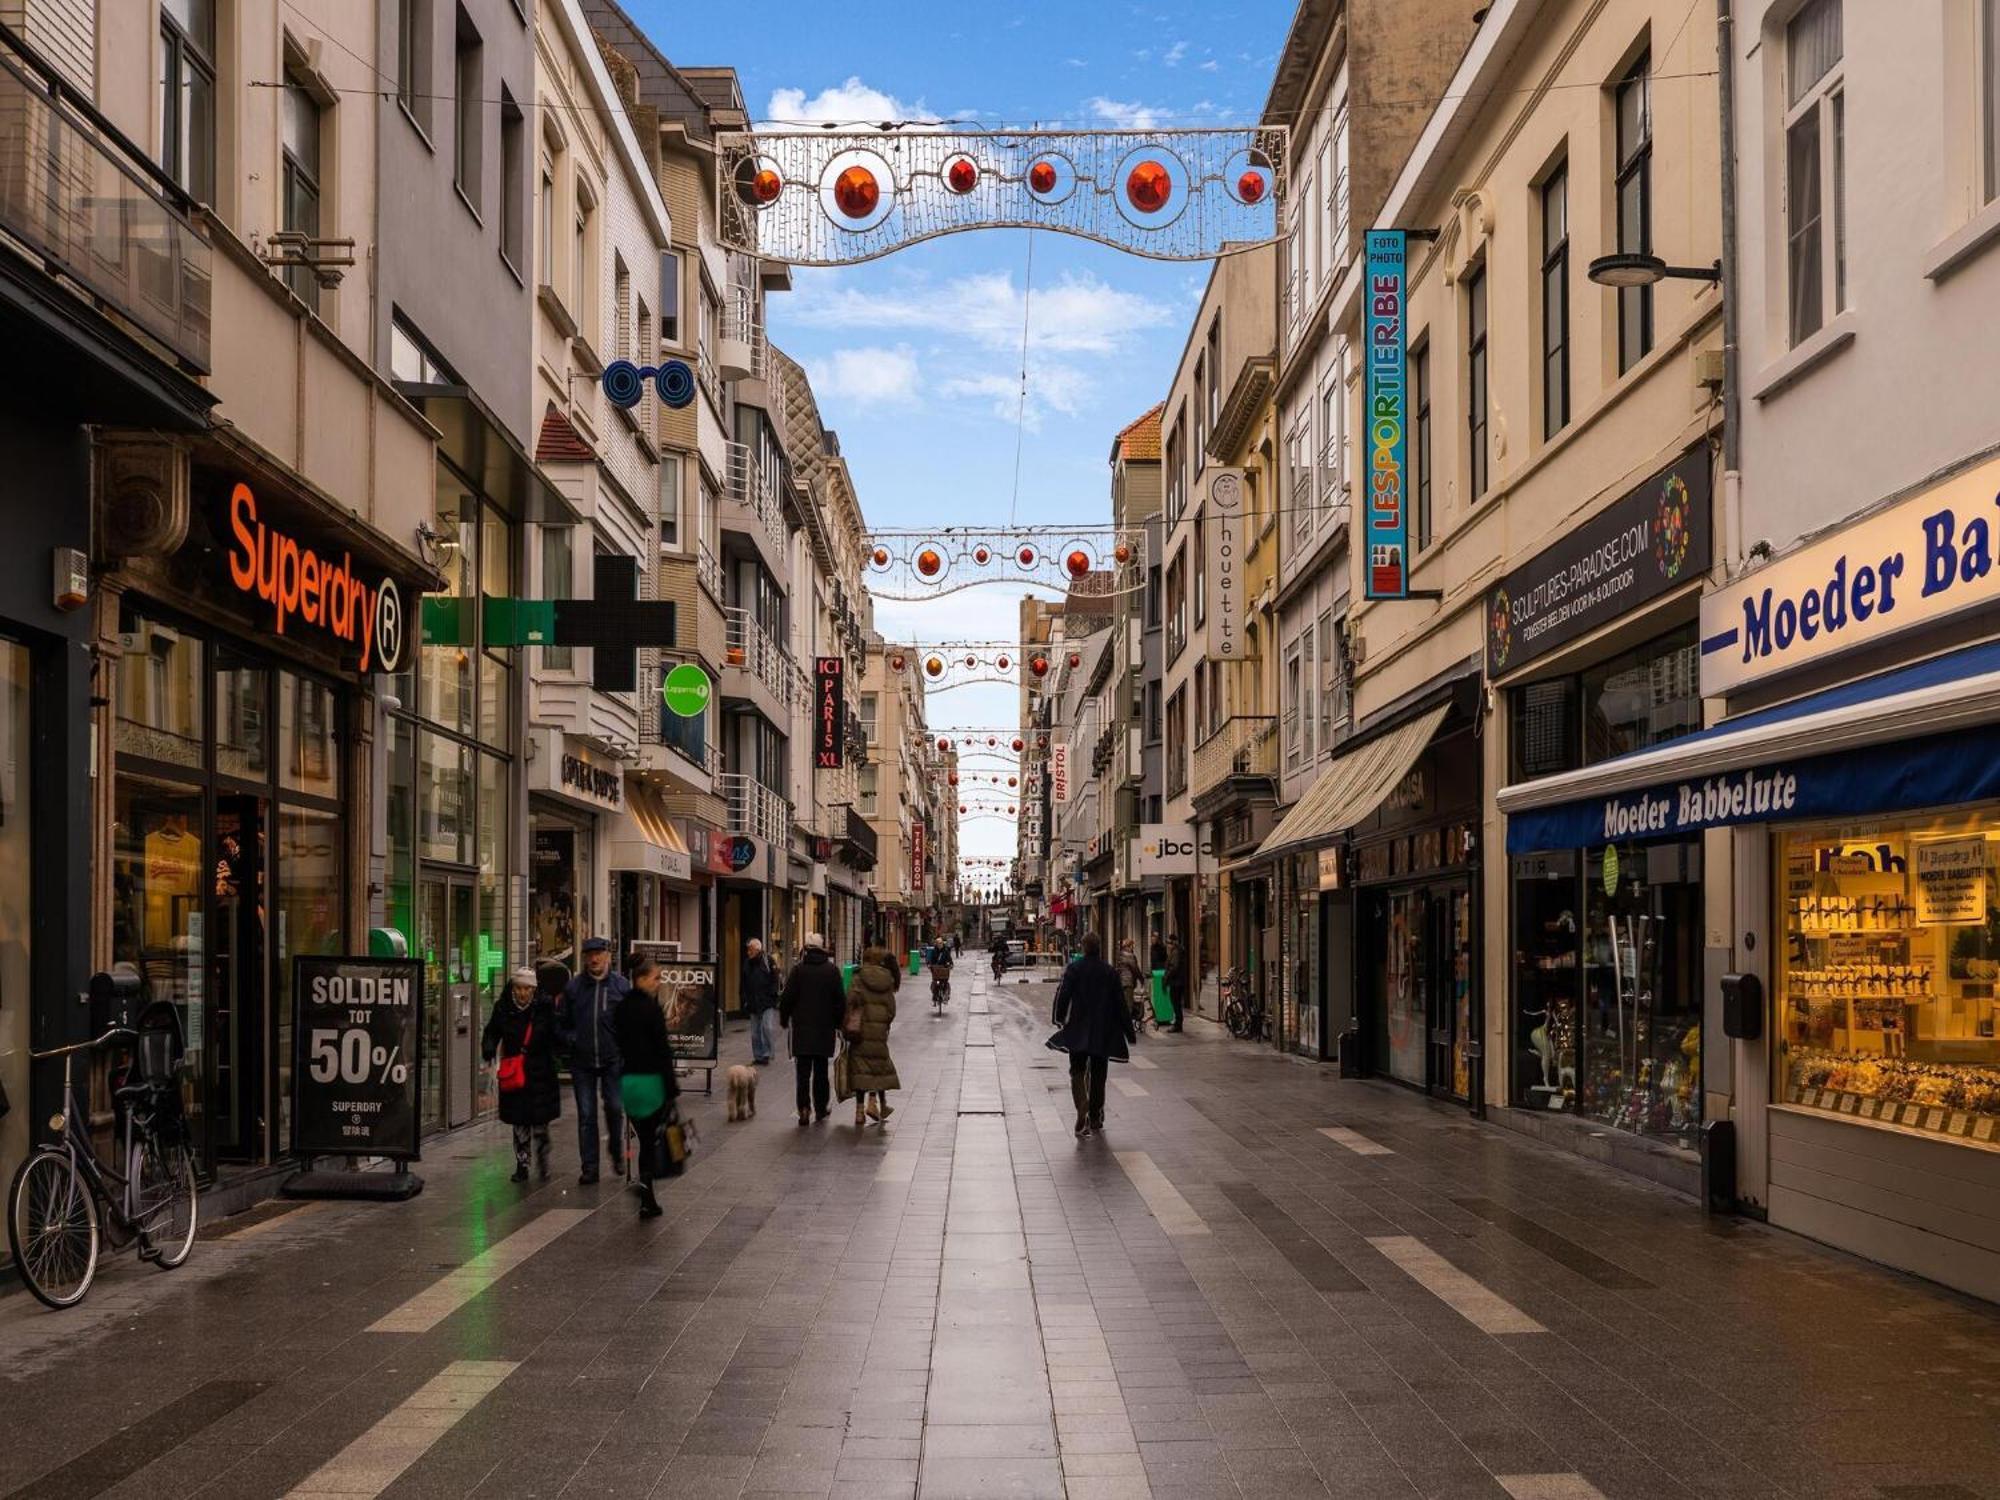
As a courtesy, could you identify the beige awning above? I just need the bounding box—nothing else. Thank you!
[608,779,693,882]
[1253,704,1449,859]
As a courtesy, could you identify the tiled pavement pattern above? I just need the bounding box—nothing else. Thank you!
[7,973,2000,1497]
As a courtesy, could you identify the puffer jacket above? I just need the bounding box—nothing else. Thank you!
[845,949,901,1094]
[559,966,630,1070]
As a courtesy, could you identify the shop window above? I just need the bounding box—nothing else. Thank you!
[0,642,30,1184]
[274,805,343,1153]
[1581,624,1700,761]
[280,672,338,798]
[1778,814,2000,1144]
[117,612,204,769]
[110,777,206,1122]
[1513,851,1580,1111]
[418,731,474,864]
[214,653,269,781]
[1586,841,1702,1142]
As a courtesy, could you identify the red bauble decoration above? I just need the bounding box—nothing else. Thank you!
[973,545,992,565]
[925,656,945,677]
[987,736,997,746]
[916,547,943,577]
[1065,549,1090,578]
[1007,776,1017,787]
[1011,737,1024,751]
[1236,169,1267,205]
[1007,805,1016,815]
[1126,159,1172,214]
[960,805,968,813]
[888,652,906,672]
[946,156,979,194]
[1017,545,1037,567]
[749,167,783,205]
[1067,652,1082,669]
[938,737,951,751]
[1028,160,1058,194]
[833,164,881,219]
[872,546,890,566]
[1114,541,1133,564]
[965,655,978,668]
[997,654,1010,670]
[1030,655,1049,677]
[948,772,959,785]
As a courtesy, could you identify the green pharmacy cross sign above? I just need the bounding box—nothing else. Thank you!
[419,556,674,693]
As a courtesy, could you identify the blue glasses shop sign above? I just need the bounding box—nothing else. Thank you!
[602,358,696,410]
[1700,450,2000,695]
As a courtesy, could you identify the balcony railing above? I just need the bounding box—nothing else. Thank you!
[1191,715,1280,801]
[695,540,724,603]
[723,440,787,555]
[720,773,790,846]
[839,805,879,868]
[720,287,767,380]
[0,38,212,369]
[722,605,798,709]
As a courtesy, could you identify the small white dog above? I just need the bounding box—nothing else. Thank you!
[726,1064,757,1121]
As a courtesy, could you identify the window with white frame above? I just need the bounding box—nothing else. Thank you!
[1324,614,1351,736]
[1206,315,1222,433]
[659,450,680,547]
[541,524,573,670]
[660,249,683,345]
[538,158,555,287]
[1317,365,1344,521]
[1785,0,1844,344]
[1283,645,1302,765]
[1298,163,1317,308]
[1192,354,1207,470]
[613,255,631,359]
[858,764,878,816]
[1329,99,1351,268]
[1301,623,1317,761]
[859,692,878,743]
[1314,139,1330,285]
[1289,416,1313,546]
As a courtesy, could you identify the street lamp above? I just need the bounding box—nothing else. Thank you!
[1586,253,1722,287]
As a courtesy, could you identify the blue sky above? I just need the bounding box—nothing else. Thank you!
[620,0,1295,870]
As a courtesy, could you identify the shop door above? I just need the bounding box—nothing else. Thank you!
[1425,884,1474,1102]
[417,873,477,1132]
[208,794,267,1161]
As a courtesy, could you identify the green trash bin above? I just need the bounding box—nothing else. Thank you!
[1150,970,1174,1026]
[908,949,922,976]
[841,963,857,990]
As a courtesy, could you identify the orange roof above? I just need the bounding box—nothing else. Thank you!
[535,402,595,464]
[1111,402,1164,463]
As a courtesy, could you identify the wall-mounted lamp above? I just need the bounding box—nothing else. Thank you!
[1586,253,1722,288]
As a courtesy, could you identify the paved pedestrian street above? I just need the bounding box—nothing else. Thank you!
[7,969,2000,1500]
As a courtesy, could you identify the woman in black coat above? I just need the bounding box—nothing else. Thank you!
[779,936,847,1125]
[1048,933,1136,1137]
[483,969,562,1181]
[613,955,682,1219]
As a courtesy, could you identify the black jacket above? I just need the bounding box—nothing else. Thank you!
[559,966,629,1071]
[612,989,682,1109]
[1049,956,1134,1062]
[482,995,562,1127]
[779,949,847,1058]
[742,953,780,1013]
[1149,940,1169,972]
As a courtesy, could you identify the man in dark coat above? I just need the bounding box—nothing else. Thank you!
[559,936,629,1184]
[743,938,780,1066]
[779,931,847,1124]
[483,969,561,1181]
[1050,932,1135,1136]
[1165,934,1188,1032]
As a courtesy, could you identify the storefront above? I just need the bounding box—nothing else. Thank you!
[527,729,625,969]
[1489,445,1713,1156]
[608,776,695,957]
[103,455,434,1173]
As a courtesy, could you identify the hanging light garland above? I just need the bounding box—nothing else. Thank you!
[858,526,1145,600]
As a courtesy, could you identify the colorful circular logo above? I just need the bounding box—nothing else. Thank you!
[1488,586,1514,672]
[1653,473,1692,580]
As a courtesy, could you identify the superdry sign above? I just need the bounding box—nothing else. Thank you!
[225,483,404,672]
[1486,446,1711,678]
[814,656,845,770]
[1700,449,2000,696]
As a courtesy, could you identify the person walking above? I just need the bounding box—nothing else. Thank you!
[847,945,902,1126]
[482,969,560,1182]
[614,954,681,1220]
[559,936,628,1184]
[1115,938,1148,1038]
[743,938,780,1066]
[1165,934,1188,1032]
[1048,932,1136,1136]
[779,932,846,1124]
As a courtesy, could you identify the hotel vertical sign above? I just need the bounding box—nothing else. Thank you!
[1363,229,1410,599]
[813,656,845,769]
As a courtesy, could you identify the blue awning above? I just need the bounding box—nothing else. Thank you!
[1499,636,2000,852]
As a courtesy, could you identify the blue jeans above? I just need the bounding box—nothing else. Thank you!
[571,1062,624,1175]
[752,1007,780,1063]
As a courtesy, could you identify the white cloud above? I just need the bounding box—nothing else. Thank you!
[807,345,920,407]
[1063,56,1088,68]
[789,269,1164,358]
[764,77,933,127]
[1164,40,1189,66]
[1087,96,1166,131]
[938,364,1091,430]
[1199,58,1220,72]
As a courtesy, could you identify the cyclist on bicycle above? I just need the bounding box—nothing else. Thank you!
[928,935,954,1005]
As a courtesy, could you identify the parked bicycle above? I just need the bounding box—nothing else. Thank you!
[1221,968,1268,1043]
[6,979,199,1309]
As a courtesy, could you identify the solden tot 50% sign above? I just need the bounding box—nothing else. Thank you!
[307,1027,410,1087]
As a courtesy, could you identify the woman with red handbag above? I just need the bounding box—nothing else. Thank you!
[482,969,561,1181]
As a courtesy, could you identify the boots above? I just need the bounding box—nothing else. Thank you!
[637,1180,662,1219]
[536,1141,551,1182]
[1072,1072,1090,1136]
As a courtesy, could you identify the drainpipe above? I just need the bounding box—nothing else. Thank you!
[1716,0,1743,559]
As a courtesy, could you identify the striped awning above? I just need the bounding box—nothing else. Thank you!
[608,780,692,882]
[1253,705,1448,860]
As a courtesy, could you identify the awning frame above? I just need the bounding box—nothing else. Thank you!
[1254,703,1451,860]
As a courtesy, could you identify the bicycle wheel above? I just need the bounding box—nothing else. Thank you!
[8,1150,100,1309]
[134,1132,199,1269]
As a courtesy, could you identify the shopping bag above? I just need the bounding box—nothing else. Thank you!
[663,1116,691,1176]
[496,1022,532,1092]
[1150,972,1175,1025]
[833,1044,855,1103]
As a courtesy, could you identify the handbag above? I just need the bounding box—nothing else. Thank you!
[832,1042,855,1103]
[841,991,865,1042]
[663,1114,693,1176]
[496,1021,531,1093]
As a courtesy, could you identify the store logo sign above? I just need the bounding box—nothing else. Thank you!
[1702,450,2000,695]
[1599,768,1800,841]
[226,482,403,672]
[1363,229,1409,599]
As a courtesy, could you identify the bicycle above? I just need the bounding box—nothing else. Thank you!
[7,990,199,1309]
[1222,969,1267,1042]
[931,965,952,1013]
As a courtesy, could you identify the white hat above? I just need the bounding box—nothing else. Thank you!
[511,968,537,988]
[804,932,827,951]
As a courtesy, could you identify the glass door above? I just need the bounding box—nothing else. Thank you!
[209,793,268,1161]
[417,871,477,1133]
[1384,890,1427,1086]
[1427,884,1473,1101]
